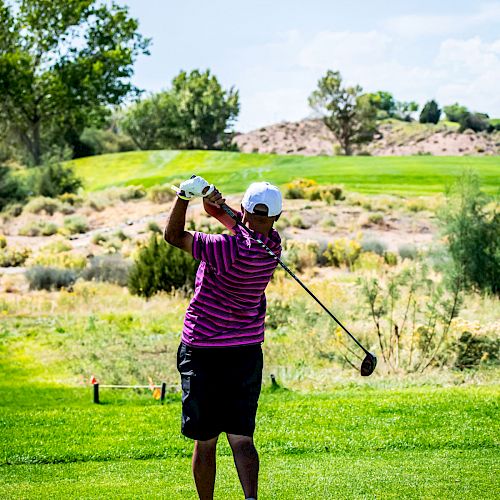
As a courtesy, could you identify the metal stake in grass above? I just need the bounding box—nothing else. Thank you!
[170,182,377,376]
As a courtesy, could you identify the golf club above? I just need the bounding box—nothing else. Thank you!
[170,182,377,376]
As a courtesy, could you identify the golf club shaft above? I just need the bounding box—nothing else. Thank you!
[219,204,370,356]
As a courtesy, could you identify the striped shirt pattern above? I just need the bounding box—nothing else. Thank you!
[182,224,282,347]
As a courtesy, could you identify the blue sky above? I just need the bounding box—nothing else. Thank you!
[122,0,500,131]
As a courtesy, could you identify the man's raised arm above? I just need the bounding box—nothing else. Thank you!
[164,176,226,254]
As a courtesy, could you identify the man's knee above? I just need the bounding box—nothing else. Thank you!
[227,434,257,458]
[194,436,219,457]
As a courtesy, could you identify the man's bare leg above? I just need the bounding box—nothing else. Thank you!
[192,436,219,500]
[227,434,259,499]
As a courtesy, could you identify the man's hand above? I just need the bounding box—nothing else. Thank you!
[178,176,215,200]
[204,187,226,207]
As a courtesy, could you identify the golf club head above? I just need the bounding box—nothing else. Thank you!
[360,353,377,376]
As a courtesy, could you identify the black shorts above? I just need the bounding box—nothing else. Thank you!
[176,341,263,441]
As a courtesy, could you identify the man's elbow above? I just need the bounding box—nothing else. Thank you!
[163,227,179,246]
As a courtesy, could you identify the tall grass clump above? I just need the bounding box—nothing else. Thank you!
[359,263,462,374]
[128,234,198,298]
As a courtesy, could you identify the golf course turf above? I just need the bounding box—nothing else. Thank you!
[70,150,500,195]
[1,383,498,498]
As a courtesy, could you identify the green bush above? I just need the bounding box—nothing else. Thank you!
[116,185,146,201]
[91,233,108,245]
[368,213,384,225]
[25,196,61,215]
[63,216,89,234]
[6,203,23,217]
[79,127,136,156]
[128,234,199,298]
[87,185,146,211]
[147,221,162,233]
[82,256,131,286]
[383,251,398,266]
[58,193,84,207]
[439,172,499,295]
[0,166,28,211]
[459,113,490,133]
[0,247,31,267]
[452,331,499,369]
[290,215,309,229]
[361,238,387,256]
[0,235,6,249]
[25,266,76,291]
[399,244,418,260]
[30,162,83,198]
[19,220,58,237]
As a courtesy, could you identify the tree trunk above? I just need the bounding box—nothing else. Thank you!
[32,119,41,165]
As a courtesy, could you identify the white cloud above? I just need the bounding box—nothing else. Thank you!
[435,37,500,113]
[298,31,392,70]
[235,27,500,130]
[384,3,500,38]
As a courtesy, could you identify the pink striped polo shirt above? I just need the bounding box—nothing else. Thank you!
[182,224,282,347]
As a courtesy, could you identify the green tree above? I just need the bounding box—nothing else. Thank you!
[121,92,181,150]
[122,69,240,150]
[419,100,441,124]
[366,91,396,118]
[443,103,469,123]
[439,171,499,295]
[0,0,150,165]
[128,234,199,298]
[308,70,377,155]
[394,101,419,121]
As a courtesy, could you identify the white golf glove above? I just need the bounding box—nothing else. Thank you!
[178,175,215,200]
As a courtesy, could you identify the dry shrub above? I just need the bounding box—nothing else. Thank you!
[284,178,317,199]
[147,184,175,204]
[323,237,361,268]
[0,246,31,266]
[282,240,320,271]
[25,196,61,215]
[19,220,58,236]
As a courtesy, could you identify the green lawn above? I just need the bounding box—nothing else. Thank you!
[1,383,499,499]
[70,150,500,195]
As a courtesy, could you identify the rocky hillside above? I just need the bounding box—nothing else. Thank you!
[234,119,500,156]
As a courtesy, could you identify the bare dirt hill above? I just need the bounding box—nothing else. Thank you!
[233,119,500,156]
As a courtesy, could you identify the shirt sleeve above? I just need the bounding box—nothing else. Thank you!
[192,232,237,273]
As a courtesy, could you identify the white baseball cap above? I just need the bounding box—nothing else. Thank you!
[242,182,282,217]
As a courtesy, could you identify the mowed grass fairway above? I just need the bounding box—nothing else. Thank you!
[1,383,499,499]
[70,150,500,195]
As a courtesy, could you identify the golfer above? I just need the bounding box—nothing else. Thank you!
[164,176,282,500]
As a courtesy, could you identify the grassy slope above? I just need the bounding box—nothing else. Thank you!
[70,150,500,195]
